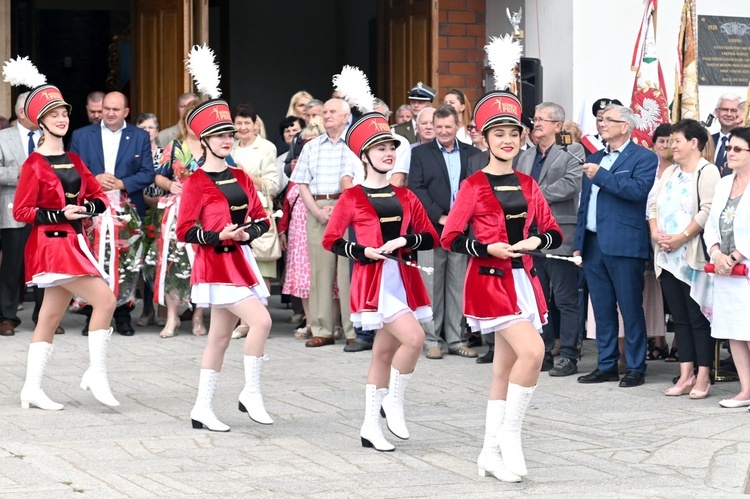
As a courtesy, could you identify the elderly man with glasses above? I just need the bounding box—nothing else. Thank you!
[516,102,584,376]
[573,104,657,388]
[712,92,743,176]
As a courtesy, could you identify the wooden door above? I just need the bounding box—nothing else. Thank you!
[378,0,436,115]
[134,0,193,127]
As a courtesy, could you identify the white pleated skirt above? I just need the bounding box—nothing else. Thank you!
[351,259,432,331]
[191,246,270,308]
[710,271,750,341]
[468,268,544,335]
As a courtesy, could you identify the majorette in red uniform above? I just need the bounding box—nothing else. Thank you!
[441,90,562,482]
[322,73,438,452]
[175,44,273,433]
[4,55,119,411]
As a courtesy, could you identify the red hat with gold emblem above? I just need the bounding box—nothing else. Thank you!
[186,99,236,139]
[25,84,72,125]
[2,56,71,124]
[345,112,394,158]
[184,44,236,139]
[473,90,523,134]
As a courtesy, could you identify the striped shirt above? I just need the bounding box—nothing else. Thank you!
[290,133,359,195]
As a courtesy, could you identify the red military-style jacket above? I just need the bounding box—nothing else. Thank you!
[176,167,266,288]
[441,170,562,321]
[322,185,438,314]
[13,152,108,282]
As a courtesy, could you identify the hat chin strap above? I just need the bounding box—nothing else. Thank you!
[486,141,506,163]
[39,121,65,139]
[201,137,223,160]
[364,151,389,175]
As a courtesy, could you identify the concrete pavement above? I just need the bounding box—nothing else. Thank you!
[1,297,748,498]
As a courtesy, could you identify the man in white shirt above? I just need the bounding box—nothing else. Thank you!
[0,93,42,335]
[290,99,360,347]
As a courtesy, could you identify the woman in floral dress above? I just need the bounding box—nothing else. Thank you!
[150,101,208,337]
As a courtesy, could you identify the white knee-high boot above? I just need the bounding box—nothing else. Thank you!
[477,400,521,482]
[191,369,230,432]
[80,328,120,407]
[380,366,412,439]
[360,384,395,452]
[238,355,273,425]
[20,342,64,411]
[498,383,536,477]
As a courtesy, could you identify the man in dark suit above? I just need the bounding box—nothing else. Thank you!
[70,91,155,335]
[712,92,743,176]
[393,82,435,144]
[517,102,584,376]
[573,104,657,387]
[409,105,483,359]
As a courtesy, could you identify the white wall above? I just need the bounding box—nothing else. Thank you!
[489,0,750,134]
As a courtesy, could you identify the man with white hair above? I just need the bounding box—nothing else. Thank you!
[573,104,657,388]
[712,92,743,175]
[290,98,359,347]
[0,93,41,335]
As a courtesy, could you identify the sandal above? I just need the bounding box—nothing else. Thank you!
[159,318,180,338]
[192,317,207,336]
[664,347,679,362]
[231,324,249,339]
[286,313,305,323]
[646,338,669,361]
[294,326,312,339]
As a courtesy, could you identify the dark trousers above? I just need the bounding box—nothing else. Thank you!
[0,226,31,325]
[583,231,648,374]
[659,269,714,367]
[535,255,582,361]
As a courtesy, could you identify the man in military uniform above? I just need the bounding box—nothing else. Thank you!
[392,82,435,144]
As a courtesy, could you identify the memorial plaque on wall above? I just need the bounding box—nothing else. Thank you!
[698,15,750,86]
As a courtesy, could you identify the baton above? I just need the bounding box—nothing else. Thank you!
[238,209,283,229]
[382,253,434,275]
[515,249,582,265]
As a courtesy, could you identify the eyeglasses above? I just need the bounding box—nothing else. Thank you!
[716,107,740,114]
[531,117,559,124]
[139,125,157,130]
[728,145,750,153]
[467,125,477,131]
[597,117,627,124]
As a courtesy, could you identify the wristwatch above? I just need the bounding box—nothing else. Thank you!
[682,230,690,239]
[730,253,738,263]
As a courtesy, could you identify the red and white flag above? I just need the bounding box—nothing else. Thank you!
[629,0,670,148]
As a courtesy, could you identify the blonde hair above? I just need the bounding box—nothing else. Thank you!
[702,128,715,163]
[255,115,266,139]
[178,99,200,142]
[563,120,582,143]
[286,90,314,119]
[301,116,324,140]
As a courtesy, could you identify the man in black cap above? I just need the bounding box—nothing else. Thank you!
[393,82,436,144]
[582,98,622,157]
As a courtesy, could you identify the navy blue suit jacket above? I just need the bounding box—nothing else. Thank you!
[408,139,483,234]
[574,140,657,259]
[70,123,155,215]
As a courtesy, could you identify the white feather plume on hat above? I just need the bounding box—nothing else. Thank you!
[2,56,47,88]
[185,44,221,99]
[485,35,522,91]
[332,66,374,114]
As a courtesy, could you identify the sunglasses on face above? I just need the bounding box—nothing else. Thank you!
[728,145,750,153]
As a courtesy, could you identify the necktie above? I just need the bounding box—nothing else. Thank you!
[27,131,35,156]
[717,136,728,173]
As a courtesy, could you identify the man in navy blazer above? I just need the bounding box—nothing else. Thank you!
[573,104,657,387]
[409,105,483,359]
[70,91,154,336]
[70,91,154,217]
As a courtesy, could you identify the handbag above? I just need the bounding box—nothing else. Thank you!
[251,182,282,262]
[704,263,748,276]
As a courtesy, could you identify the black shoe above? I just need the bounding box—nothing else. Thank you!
[116,320,135,336]
[343,338,373,352]
[541,354,554,372]
[81,316,90,336]
[466,332,483,348]
[619,371,645,387]
[577,369,619,384]
[549,357,578,377]
[476,347,494,364]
